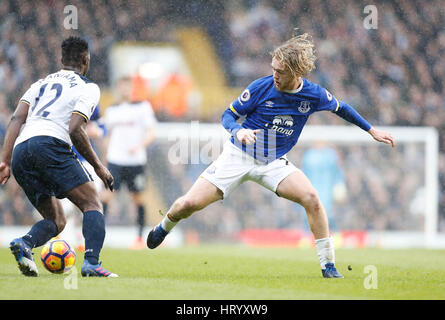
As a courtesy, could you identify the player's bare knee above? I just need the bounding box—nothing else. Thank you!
[178,197,192,211]
[88,200,103,213]
[79,197,103,213]
[301,189,321,211]
[186,197,204,211]
[175,196,201,216]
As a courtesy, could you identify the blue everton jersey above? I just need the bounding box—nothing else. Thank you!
[229,75,340,162]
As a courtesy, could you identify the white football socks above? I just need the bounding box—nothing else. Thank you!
[160,214,178,233]
[315,236,335,269]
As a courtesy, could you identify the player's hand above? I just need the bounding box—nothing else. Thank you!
[0,162,11,185]
[368,127,395,147]
[94,164,114,191]
[236,128,261,145]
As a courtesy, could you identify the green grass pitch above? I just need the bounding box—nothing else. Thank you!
[1,245,444,300]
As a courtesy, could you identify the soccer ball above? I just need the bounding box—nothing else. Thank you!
[40,239,76,274]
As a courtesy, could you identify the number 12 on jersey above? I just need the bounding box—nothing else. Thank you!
[31,83,63,118]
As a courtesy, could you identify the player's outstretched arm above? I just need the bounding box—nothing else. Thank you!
[334,101,395,147]
[69,114,114,191]
[368,127,395,147]
[0,101,29,185]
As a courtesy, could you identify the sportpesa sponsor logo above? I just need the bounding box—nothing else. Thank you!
[272,115,293,127]
[265,115,294,136]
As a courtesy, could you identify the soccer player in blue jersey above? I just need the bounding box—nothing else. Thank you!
[147,33,395,278]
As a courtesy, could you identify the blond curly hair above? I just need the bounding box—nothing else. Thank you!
[271,32,317,78]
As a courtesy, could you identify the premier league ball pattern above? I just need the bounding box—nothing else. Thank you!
[40,240,76,274]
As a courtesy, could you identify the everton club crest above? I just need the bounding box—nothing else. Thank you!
[298,101,311,113]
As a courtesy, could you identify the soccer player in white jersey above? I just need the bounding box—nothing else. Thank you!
[0,37,117,277]
[102,76,157,249]
[147,33,395,278]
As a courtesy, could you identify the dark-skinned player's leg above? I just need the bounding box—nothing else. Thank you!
[25,196,66,245]
[10,196,64,277]
[66,181,118,277]
[9,138,67,277]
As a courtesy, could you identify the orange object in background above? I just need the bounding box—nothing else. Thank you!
[185,229,200,246]
[131,73,151,102]
[153,73,193,118]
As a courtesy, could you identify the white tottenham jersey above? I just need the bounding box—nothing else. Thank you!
[105,101,157,166]
[15,69,100,147]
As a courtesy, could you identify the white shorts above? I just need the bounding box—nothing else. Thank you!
[201,141,297,198]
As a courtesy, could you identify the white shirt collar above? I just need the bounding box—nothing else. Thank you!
[283,78,304,94]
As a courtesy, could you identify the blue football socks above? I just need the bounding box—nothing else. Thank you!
[82,210,105,265]
[22,219,58,248]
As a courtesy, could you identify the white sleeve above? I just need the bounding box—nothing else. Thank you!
[73,83,100,122]
[142,102,157,128]
[20,79,43,105]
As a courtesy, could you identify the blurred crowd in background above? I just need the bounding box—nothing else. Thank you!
[0,0,444,235]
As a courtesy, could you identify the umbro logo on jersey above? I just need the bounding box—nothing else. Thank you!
[265,100,274,107]
[298,101,311,113]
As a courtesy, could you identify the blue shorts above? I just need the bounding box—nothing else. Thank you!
[11,136,93,207]
[107,162,146,193]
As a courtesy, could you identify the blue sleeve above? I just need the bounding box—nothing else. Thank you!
[316,85,371,131]
[89,105,107,137]
[90,106,100,121]
[229,79,263,117]
[316,85,340,112]
[334,101,372,131]
[221,108,243,136]
[96,118,107,137]
[221,78,263,136]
